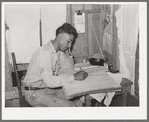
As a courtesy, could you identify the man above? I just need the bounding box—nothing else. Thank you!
[23,23,88,107]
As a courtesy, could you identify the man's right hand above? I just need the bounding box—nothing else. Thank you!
[73,70,88,81]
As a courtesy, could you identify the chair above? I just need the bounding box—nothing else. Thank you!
[11,52,32,107]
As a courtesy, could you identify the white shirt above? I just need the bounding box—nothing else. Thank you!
[23,40,74,88]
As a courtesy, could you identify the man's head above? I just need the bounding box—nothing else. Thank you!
[55,23,78,52]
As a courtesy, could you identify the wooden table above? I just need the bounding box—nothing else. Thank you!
[84,78,133,106]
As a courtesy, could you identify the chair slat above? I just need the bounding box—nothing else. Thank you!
[11,52,23,107]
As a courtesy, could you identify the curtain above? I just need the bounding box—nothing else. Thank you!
[115,4,139,94]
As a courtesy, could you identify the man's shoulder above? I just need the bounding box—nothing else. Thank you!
[31,42,53,58]
[41,42,52,52]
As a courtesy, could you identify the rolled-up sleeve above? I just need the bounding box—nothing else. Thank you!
[39,50,74,88]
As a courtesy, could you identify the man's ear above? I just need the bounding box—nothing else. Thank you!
[57,33,64,41]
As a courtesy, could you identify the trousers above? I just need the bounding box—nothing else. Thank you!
[24,87,83,107]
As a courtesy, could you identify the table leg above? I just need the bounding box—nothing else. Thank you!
[85,95,91,106]
[122,93,127,106]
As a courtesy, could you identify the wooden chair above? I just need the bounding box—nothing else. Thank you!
[11,52,32,107]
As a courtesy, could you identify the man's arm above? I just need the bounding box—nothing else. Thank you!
[40,50,74,88]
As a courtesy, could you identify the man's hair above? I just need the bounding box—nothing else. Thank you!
[56,23,78,39]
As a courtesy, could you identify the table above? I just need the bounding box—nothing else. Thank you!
[84,78,133,106]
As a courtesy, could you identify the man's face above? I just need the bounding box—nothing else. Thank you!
[58,33,74,52]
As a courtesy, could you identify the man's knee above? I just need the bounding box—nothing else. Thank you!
[53,99,77,107]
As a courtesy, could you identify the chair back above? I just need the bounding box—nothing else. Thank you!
[11,52,24,107]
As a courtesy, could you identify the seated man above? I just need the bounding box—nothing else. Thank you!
[23,23,88,107]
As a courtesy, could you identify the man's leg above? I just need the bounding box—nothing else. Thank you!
[54,88,83,107]
[25,88,76,107]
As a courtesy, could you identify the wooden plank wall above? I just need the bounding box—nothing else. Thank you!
[67,5,126,72]
[71,4,89,63]
[67,4,105,63]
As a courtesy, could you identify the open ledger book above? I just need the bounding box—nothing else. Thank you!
[62,63,121,99]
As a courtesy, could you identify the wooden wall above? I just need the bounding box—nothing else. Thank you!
[67,4,111,63]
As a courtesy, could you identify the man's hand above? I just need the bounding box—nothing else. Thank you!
[73,70,88,81]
